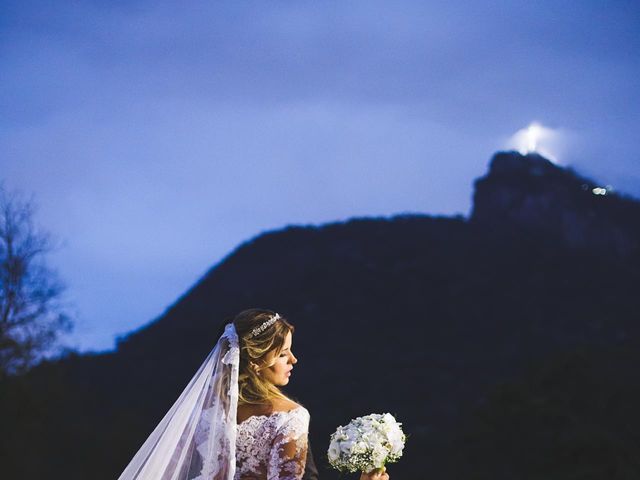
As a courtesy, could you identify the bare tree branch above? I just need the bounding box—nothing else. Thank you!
[0,184,72,378]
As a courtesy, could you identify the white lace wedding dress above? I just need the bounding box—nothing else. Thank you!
[117,324,309,480]
[235,406,310,480]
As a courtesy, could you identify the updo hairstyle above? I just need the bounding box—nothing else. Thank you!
[232,308,295,405]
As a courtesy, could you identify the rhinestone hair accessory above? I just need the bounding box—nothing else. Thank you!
[250,313,280,337]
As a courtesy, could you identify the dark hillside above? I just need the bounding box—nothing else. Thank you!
[1,151,638,479]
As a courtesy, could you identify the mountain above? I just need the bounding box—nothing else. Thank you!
[472,151,640,258]
[1,151,639,480]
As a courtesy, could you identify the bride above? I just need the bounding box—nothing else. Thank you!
[118,308,390,480]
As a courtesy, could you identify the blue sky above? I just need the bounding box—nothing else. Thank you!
[2,0,639,352]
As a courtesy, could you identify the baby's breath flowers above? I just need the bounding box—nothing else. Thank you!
[327,413,406,474]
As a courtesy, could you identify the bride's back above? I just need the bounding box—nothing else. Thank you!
[235,399,309,480]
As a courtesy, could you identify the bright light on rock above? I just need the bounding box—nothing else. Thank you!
[505,122,563,163]
[525,123,542,153]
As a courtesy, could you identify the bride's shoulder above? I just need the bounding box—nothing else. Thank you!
[273,400,309,438]
[271,397,302,412]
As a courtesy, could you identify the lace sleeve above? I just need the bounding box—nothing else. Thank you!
[267,408,310,480]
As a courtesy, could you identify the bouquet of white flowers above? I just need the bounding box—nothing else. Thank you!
[327,413,406,474]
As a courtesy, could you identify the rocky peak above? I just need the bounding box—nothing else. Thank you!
[470,150,640,258]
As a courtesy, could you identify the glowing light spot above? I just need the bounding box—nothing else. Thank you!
[592,187,607,195]
[525,123,542,153]
[505,122,563,163]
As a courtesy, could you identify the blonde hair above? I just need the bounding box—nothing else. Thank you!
[232,308,295,406]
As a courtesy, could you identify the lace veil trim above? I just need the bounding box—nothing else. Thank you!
[118,324,240,480]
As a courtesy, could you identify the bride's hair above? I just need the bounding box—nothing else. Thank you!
[233,308,295,405]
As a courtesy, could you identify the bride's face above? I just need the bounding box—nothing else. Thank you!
[262,330,297,386]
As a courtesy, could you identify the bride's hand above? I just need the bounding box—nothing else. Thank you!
[360,467,389,480]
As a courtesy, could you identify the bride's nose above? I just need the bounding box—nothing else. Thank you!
[290,352,298,364]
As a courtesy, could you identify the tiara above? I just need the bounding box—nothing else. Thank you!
[250,313,280,337]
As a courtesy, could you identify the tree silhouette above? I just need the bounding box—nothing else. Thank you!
[0,185,72,378]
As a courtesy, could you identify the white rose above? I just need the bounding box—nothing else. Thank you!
[340,439,355,454]
[390,440,403,455]
[371,443,388,467]
[328,442,341,462]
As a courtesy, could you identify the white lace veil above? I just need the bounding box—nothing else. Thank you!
[118,323,240,480]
